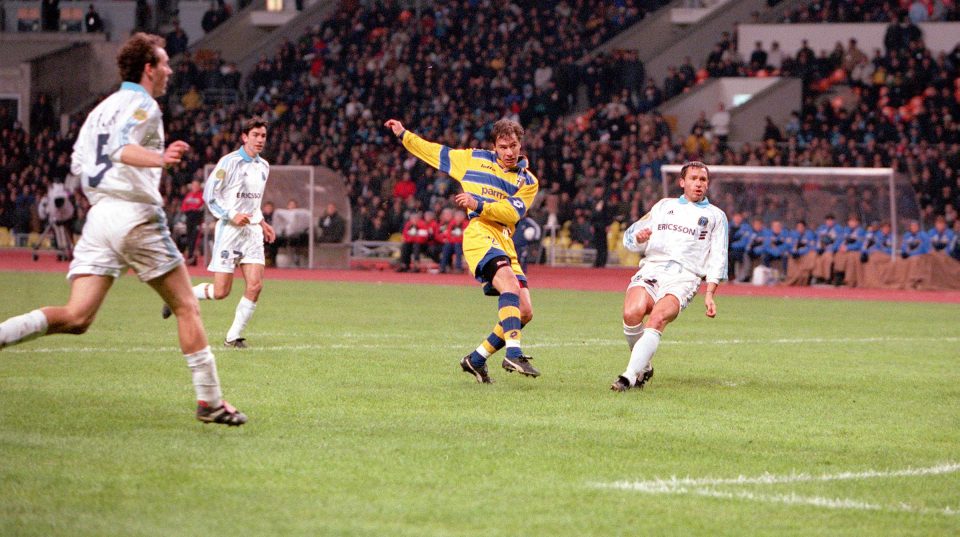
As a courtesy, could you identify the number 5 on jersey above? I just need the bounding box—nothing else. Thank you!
[88,133,113,188]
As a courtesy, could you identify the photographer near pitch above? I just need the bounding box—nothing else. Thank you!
[33,182,75,262]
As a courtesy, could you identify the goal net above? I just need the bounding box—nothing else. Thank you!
[659,165,920,257]
[202,165,351,269]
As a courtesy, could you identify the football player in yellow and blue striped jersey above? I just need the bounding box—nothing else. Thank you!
[385,118,540,383]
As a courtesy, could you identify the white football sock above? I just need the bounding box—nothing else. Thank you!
[623,328,661,385]
[473,345,491,359]
[193,283,213,301]
[0,309,49,348]
[184,346,222,406]
[623,321,645,350]
[226,297,256,342]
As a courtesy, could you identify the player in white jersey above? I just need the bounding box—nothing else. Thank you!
[0,33,247,426]
[611,161,728,392]
[163,118,276,348]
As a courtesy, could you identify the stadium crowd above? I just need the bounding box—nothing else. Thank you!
[0,0,958,283]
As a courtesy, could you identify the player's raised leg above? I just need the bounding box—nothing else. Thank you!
[149,264,246,425]
[160,274,222,320]
[0,274,113,349]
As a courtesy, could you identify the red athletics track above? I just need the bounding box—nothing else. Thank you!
[3,249,959,304]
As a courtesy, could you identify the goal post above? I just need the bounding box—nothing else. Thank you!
[659,165,921,259]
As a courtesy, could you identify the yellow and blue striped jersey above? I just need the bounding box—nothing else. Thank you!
[399,131,538,234]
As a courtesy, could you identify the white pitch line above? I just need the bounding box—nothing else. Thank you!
[601,462,960,490]
[678,488,958,516]
[3,335,956,355]
[593,462,960,517]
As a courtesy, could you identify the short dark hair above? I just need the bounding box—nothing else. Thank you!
[117,32,165,83]
[241,117,268,135]
[679,161,709,180]
[491,119,524,142]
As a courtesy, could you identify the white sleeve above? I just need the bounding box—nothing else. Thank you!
[70,126,89,177]
[107,96,159,160]
[704,209,729,284]
[623,200,662,252]
[204,159,231,220]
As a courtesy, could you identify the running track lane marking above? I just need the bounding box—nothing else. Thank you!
[592,462,960,517]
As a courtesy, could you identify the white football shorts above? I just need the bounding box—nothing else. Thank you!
[68,198,183,282]
[627,260,703,310]
[208,220,265,273]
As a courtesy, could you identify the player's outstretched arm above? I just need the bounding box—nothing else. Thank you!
[384,119,469,180]
[119,140,190,168]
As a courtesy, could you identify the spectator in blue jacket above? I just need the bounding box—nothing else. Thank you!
[763,220,790,275]
[833,215,867,286]
[784,220,817,285]
[727,212,749,281]
[901,221,930,258]
[813,214,842,284]
[744,217,768,280]
[867,221,894,258]
[952,220,960,261]
[926,215,956,255]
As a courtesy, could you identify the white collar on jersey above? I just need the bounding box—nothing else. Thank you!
[120,81,150,95]
[238,146,261,163]
[678,195,710,208]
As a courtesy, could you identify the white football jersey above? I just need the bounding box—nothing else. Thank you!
[204,147,270,224]
[624,196,729,284]
[70,82,165,207]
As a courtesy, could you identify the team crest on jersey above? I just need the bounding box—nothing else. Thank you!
[215,169,226,180]
[698,216,709,227]
[132,109,148,121]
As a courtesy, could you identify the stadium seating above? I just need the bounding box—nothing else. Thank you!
[1,0,957,279]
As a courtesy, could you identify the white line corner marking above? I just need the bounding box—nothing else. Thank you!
[592,462,960,516]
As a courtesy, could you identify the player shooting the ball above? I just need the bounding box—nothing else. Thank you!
[385,118,540,384]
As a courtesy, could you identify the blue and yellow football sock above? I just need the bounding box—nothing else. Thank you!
[469,322,504,368]
[498,292,523,359]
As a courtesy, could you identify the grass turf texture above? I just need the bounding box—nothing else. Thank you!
[1,272,958,536]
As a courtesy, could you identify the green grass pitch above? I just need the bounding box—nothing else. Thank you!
[1,272,959,536]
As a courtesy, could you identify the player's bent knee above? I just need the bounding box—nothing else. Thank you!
[623,307,647,327]
[245,281,263,298]
[63,313,96,334]
[646,313,672,332]
[212,289,231,300]
[171,300,202,320]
